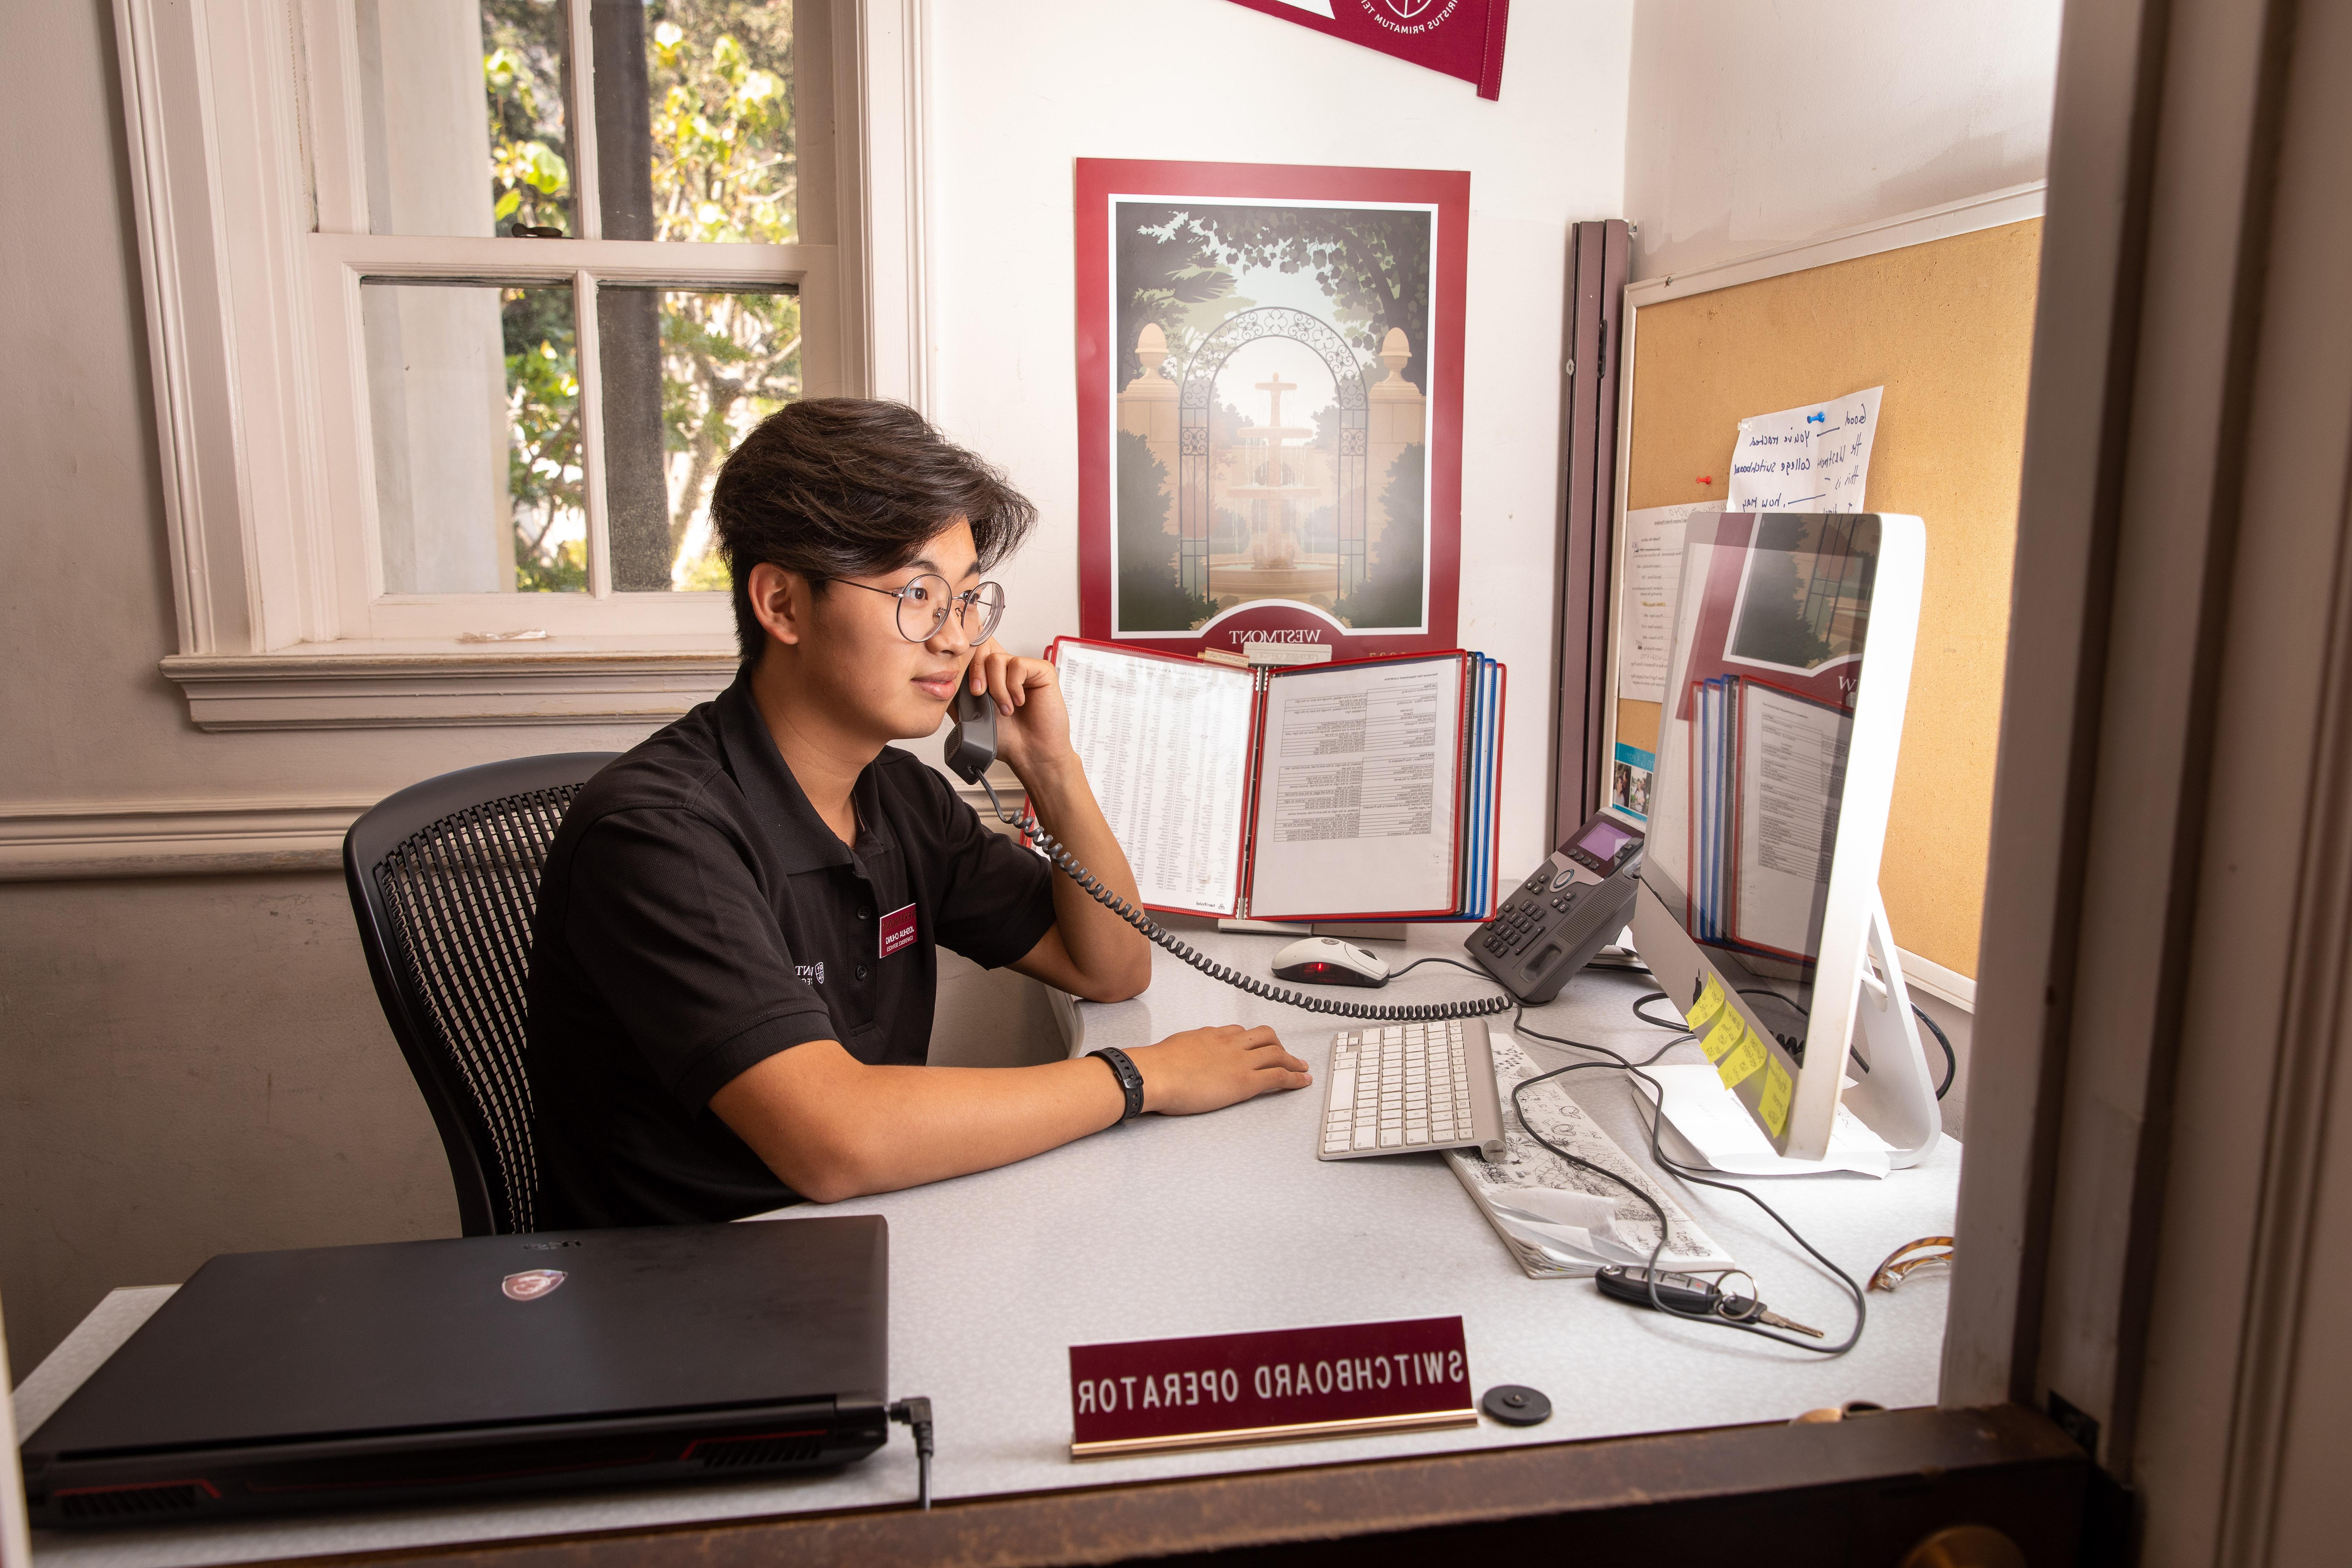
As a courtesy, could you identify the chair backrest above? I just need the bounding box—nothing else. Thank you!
[342,753,618,1236]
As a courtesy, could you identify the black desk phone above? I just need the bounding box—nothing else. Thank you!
[1465,811,1644,1003]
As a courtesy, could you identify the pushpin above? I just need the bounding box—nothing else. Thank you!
[1696,476,1713,485]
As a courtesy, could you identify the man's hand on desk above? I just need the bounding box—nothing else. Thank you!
[710,1027,1309,1203]
[1132,1024,1312,1115]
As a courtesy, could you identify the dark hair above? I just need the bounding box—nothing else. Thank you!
[710,398,1038,660]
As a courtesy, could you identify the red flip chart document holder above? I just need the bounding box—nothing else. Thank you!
[1048,637,1493,923]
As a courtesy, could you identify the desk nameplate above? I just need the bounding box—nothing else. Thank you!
[1069,1316,1476,1459]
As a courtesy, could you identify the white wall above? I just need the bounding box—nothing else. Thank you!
[1623,0,2062,281]
[923,0,1633,888]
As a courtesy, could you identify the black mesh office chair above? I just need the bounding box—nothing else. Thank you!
[343,753,618,1236]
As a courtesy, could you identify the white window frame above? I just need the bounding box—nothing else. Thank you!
[113,0,931,729]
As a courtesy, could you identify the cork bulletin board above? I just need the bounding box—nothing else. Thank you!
[1609,209,2043,980]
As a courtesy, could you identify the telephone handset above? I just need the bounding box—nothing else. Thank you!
[941,678,1506,1022]
[944,685,996,788]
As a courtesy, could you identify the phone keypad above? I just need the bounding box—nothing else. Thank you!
[1480,896,1556,960]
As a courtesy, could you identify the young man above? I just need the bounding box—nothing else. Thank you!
[526,399,1310,1226]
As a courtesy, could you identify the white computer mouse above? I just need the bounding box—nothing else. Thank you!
[1271,936,1391,988]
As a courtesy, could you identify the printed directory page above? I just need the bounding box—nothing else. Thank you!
[1247,655,1463,920]
[1056,642,1257,916]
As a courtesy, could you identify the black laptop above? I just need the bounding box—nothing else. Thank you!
[20,1216,889,1527]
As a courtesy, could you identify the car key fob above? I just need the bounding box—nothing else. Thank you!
[1596,1265,1725,1316]
[1596,1265,1824,1337]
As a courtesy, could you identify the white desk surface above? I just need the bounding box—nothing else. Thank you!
[20,926,1960,1567]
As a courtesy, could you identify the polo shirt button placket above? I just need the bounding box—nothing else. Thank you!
[856,964,872,982]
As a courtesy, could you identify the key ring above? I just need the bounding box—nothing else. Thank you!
[1713,1268,1763,1322]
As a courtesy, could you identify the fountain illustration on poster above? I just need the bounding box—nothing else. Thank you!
[1219,367,1329,607]
[1076,161,1467,659]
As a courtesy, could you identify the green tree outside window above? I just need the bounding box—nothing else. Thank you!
[485,0,800,593]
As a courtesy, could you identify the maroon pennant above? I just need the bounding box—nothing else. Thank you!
[1224,0,1511,101]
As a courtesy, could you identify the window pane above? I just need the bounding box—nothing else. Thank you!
[352,0,574,237]
[593,1,797,243]
[363,282,587,594]
[600,286,801,590]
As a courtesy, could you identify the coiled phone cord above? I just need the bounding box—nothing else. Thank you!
[977,778,1515,1023]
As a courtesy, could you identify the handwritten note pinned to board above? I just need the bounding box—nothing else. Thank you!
[1726,387,1884,513]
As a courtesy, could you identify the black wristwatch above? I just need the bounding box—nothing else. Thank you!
[1089,1047,1146,1124]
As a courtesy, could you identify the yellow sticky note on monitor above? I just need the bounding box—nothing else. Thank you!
[1700,1008,1742,1064]
[1685,975,1726,1031]
[1759,1057,1794,1138]
[1717,1030,1767,1091]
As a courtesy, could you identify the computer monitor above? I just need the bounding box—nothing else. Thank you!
[1629,511,1942,1165]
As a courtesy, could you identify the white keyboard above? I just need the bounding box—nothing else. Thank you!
[1315,1018,1507,1162]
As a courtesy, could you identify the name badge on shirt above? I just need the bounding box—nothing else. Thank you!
[880,902,918,959]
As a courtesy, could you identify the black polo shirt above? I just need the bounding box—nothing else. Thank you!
[525,669,1059,1227]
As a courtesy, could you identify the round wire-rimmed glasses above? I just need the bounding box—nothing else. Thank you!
[836,574,1006,644]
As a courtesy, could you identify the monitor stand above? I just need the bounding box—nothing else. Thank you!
[1843,890,1944,1169]
[1651,889,1945,1172]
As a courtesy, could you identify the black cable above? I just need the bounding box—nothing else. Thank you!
[1385,954,1495,981]
[980,779,1514,1022]
[1507,1004,1866,1356]
[1914,1004,1958,1100]
[1630,991,1690,1033]
[888,1398,933,1509]
[1518,1006,1687,1069]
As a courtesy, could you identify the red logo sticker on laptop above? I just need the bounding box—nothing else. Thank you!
[880,902,918,959]
[501,1269,566,1301]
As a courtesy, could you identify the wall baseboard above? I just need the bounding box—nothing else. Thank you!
[0,799,368,882]
[1895,947,1976,1012]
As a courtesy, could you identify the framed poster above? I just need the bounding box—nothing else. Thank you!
[1076,160,1469,660]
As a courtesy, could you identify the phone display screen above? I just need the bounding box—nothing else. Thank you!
[1573,816,1638,867]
